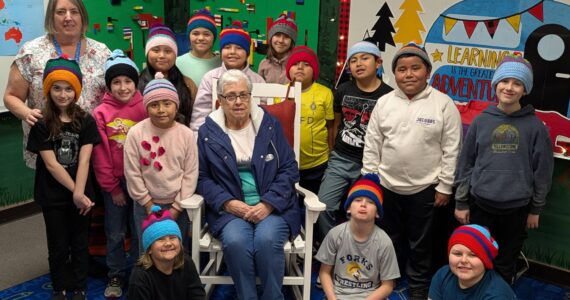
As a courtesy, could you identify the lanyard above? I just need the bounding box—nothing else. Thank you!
[52,36,82,62]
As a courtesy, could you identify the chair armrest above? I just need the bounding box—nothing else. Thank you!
[295,183,325,212]
[180,194,204,209]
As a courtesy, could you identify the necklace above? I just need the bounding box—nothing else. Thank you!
[52,36,82,62]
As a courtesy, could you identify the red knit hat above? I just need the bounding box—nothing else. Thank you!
[448,224,499,269]
[286,46,319,81]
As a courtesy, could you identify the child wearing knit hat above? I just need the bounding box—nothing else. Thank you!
[128,205,205,299]
[315,174,400,299]
[125,72,199,257]
[258,14,298,84]
[315,41,393,244]
[429,225,516,299]
[177,8,221,86]
[92,49,147,298]
[138,22,198,127]
[283,45,333,194]
[190,20,265,134]
[454,53,553,284]
[27,56,101,300]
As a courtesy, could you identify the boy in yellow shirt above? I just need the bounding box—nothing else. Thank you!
[286,46,334,193]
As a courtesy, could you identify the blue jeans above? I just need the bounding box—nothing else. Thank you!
[103,180,138,279]
[133,201,189,257]
[220,215,289,300]
[315,151,362,242]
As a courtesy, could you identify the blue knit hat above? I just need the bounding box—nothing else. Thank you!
[143,72,179,108]
[347,41,381,60]
[220,21,251,55]
[105,49,139,89]
[344,173,384,219]
[491,53,533,93]
[142,205,182,251]
[186,9,217,41]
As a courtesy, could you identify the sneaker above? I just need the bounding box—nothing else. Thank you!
[71,290,86,300]
[104,277,123,298]
[51,291,66,300]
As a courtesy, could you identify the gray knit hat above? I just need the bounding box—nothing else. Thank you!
[268,14,298,44]
[391,42,431,72]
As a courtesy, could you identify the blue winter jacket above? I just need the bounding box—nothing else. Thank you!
[197,105,301,237]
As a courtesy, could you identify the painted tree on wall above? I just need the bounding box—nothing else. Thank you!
[393,0,425,44]
[370,2,395,51]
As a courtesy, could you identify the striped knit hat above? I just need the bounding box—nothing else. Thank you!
[344,173,384,219]
[491,52,533,93]
[220,21,251,55]
[286,45,319,81]
[145,23,178,56]
[448,224,499,269]
[43,55,83,101]
[104,49,139,89]
[268,14,298,44]
[186,9,217,40]
[391,42,431,72]
[143,72,179,108]
[142,205,182,251]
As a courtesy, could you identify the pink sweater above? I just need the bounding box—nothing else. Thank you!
[92,91,147,195]
[124,119,198,210]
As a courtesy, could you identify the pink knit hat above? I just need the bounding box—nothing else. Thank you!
[145,23,178,56]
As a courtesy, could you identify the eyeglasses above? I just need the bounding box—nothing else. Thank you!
[219,92,251,102]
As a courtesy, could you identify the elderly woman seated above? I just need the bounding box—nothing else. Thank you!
[197,69,300,299]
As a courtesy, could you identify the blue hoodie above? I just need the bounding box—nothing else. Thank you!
[455,105,553,214]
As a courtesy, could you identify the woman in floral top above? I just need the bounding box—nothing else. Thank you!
[3,0,110,168]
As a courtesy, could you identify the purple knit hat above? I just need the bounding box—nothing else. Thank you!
[145,23,178,56]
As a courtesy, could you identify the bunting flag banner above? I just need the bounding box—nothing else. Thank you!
[484,19,499,38]
[444,17,458,35]
[441,0,543,38]
[506,14,521,33]
[463,20,477,38]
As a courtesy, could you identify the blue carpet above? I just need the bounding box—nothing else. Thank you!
[1,272,568,299]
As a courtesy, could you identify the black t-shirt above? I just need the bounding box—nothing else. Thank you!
[128,257,206,300]
[26,113,101,207]
[333,80,393,162]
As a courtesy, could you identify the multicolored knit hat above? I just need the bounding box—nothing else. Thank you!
[186,8,217,41]
[448,224,499,269]
[104,49,139,89]
[286,45,319,81]
[219,21,251,55]
[43,55,83,101]
[344,173,384,219]
[491,52,533,93]
[142,205,182,251]
[268,14,298,44]
[143,72,179,108]
[391,42,431,72]
[145,23,178,56]
[347,41,382,60]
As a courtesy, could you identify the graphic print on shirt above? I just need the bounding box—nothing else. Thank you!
[334,254,374,289]
[55,131,80,167]
[340,95,376,148]
[491,124,520,154]
[107,118,138,148]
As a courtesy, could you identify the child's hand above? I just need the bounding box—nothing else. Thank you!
[527,214,540,229]
[455,209,470,224]
[111,191,127,207]
[73,194,94,216]
[434,191,450,207]
[169,208,180,220]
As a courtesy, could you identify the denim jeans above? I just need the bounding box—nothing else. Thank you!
[220,215,289,300]
[103,180,138,279]
[315,151,362,243]
[133,201,189,257]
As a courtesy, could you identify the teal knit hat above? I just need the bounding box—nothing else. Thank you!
[142,205,182,251]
